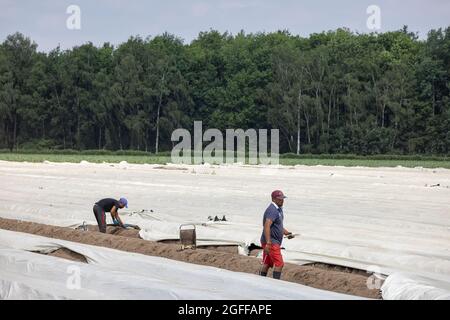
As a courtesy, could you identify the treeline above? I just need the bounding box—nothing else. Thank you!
[0,27,449,154]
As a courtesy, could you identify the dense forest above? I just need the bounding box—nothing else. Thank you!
[0,27,449,154]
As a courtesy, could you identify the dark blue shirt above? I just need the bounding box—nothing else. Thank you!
[95,198,121,213]
[260,203,284,245]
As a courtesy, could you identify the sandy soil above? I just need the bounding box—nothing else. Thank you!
[159,239,240,254]
[82,224,142,238]
[0,217,381,299]
[43,248,88,263]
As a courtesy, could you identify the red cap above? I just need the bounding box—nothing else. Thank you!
[271,190,287,199]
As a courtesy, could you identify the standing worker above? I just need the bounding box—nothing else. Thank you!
[260,190,294,279]
[93,197,128,233]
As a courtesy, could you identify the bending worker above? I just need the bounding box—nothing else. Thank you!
[93,197,128,233]
[260,190,294,280]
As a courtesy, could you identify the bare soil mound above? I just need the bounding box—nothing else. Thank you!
[82,224,141,238]
[46,248,88,263]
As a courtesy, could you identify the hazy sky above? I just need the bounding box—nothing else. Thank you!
[1,0,449,51]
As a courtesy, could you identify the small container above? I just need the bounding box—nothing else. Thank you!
[179,224,196,250]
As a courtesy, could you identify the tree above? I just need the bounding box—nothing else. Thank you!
[0,33,37,150]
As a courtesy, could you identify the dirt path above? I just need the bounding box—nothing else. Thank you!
[0,217,381,299]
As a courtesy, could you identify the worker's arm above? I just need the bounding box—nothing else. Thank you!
[283,228,295,239]
[111,206,125,228]
[264,219,273,253]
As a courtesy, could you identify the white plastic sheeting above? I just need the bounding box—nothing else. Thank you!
[0,229,359,300]
[1,161,449,299]
[381,273,450,300]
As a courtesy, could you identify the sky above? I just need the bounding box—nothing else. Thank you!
[1,0,449,52]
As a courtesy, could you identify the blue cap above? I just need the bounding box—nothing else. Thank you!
[119,197,128,208]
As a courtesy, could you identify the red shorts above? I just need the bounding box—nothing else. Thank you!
[261,243,284,268]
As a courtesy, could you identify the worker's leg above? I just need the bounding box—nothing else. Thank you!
[271,244,284,280]
[273,266,283,279]
[93,205,107,233]
[260,264,270,276]
[260,243,272,276]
